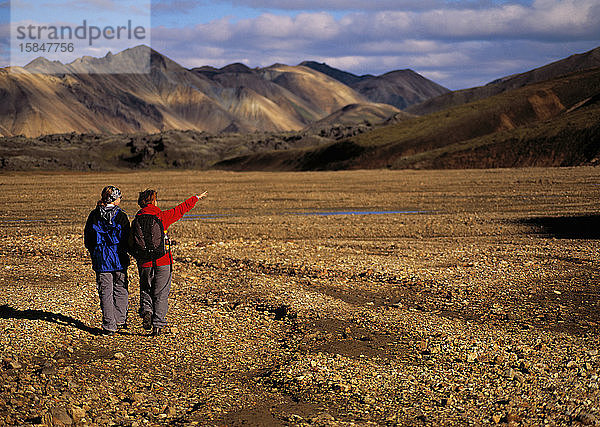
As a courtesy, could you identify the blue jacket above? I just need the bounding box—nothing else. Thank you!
[84,206,131,272]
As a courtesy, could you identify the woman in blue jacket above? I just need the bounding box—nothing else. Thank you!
[84,186,131,335]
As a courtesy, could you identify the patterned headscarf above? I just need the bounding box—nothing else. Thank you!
[102,186,122,204]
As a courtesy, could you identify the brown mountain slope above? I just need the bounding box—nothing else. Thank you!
[3,69,597,172]
[393,101,600,169]
[0,46,390,137]
[1,47,245,136]
[300,61,450,109]
[351,70,450,109]
[225,87,307,131]
[407,45,600,116]
[303,103,403,133]
[191,63,357,128]
[214,67,600,171]
[258,65,368,117]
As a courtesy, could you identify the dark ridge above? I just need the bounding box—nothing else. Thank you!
[300,61,365,85]
[220,63,254,74]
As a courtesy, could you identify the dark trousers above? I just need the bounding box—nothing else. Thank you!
[138,264,172,327]
[96,270,128,332]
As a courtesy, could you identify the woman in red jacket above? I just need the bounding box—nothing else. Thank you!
[135,189,207,336]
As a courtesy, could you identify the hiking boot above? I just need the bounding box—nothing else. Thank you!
[142,313,152,331]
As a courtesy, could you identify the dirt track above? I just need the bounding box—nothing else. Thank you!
[1,168,599,425]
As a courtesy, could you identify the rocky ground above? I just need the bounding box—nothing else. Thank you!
[0,168,599,426]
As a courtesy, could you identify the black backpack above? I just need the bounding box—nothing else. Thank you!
[130,214,168,263]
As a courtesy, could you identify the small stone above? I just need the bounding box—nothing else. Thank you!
[2,358,22,369]
[418,340,428,352]
[50,406,73,426]
[577,412,598,425]
[114,352,126,360]
[132,392,145,403]
[514,371,525,384]
[492,414,502,424]
[567,360,577,368]
[363,396,377,405]
[333,383,350,393]
[166,406,177,417]
[506,413,521,423]
[467,353,478,363]
[69,405,86,422]
[386,414,398,422]
[311,412,335,423]
[41,362,55,375]
[170,326,179,334]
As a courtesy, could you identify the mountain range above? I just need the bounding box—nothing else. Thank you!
[299,61,449,109]
[218,62,600,170]
[407,46,600,116]
[0,45,447,138]
[1,45,599,171]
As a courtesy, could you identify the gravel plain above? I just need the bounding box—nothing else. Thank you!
[0,168,599,426]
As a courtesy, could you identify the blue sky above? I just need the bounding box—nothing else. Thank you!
[2,0,600,89]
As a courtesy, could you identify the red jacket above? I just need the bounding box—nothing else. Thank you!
[135,196,199,267]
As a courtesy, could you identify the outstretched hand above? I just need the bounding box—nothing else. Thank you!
[197,191,208,200]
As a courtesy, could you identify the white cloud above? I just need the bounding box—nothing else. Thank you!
[407,51,472,68]
[6,0,597,89]
[228,0,495,12]
[351,39,443,55]
[151,0,202,12]
[148,1,600,89]
[235,12,340,40]
[199,3,598,46]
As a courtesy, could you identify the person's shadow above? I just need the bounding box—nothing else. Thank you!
[0,304,104,335]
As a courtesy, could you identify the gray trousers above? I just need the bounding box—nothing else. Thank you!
[96,270,129,332]
[138,264,172,327]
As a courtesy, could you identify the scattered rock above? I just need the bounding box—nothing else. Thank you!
[577,412,599,425]
[69,405,86,423]
[50,406,73,426]
[2,169,600,426]
[132,392,145,403]
[2,358,22,370]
